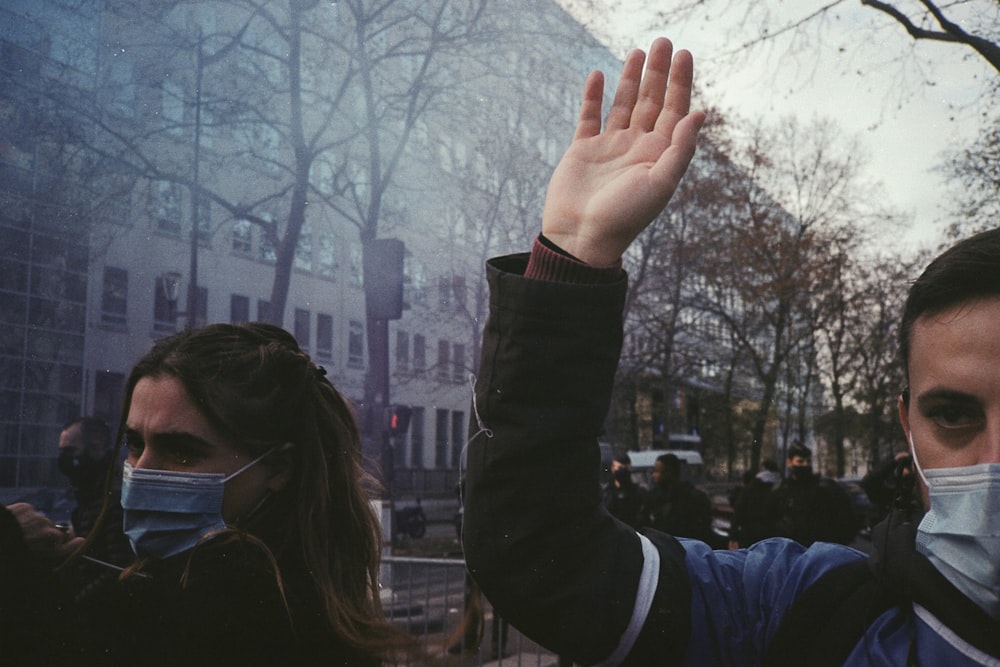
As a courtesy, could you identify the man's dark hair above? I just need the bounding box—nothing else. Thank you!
[761,459,778,473]
[656,453,681,476]
[899,227,1000,384]
[62,416,111,454]
[786,442,811,461]
[614,453,631,466]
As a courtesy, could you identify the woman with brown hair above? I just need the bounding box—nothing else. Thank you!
[1,322,425,665]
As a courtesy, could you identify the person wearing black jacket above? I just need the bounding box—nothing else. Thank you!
[462,37,999,665]
[766,442,859,547]
[1,323,426,665]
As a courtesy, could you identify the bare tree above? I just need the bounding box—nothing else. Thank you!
[850,252,921,464]
[941,117,1000,239]
[654,0,1000,77]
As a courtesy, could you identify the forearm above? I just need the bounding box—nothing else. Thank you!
[463,249,688,664]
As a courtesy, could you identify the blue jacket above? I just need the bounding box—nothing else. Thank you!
[463,254,1000,666]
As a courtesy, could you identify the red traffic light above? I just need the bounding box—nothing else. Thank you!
[385,405,412,435]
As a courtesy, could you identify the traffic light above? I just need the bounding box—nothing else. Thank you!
[363,238,405,320]
[385,404,412,436]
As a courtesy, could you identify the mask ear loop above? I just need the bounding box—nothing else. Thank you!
[222,446,278,482]
[907,433,929,489]
[903,433,925,667]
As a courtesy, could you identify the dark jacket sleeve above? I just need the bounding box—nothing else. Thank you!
[0,505,71,664]
[463,254,690,665]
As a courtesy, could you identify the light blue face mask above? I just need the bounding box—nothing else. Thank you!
[120,450,273,559]
[910,435,1000,619]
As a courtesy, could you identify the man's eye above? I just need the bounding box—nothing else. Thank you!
[927,405,981,429]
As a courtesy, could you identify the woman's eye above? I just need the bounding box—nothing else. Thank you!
[123,434,144,455]
[167,449,200,465]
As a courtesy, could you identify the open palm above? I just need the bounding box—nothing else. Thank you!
[542,39,704,267]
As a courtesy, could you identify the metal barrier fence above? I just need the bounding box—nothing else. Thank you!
[382,555,567,666]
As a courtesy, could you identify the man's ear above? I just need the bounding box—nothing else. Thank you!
[265,442,296,492]
[897,394,911,452]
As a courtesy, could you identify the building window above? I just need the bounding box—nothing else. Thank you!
[232,219,253,255]
[437,275,451,310]
[260,231,277,263]
[316,313,333,361]
[348,320,364,366]
[294,222,312,272]
[100,266,128,327]
[106,52,136,117]
[452,275,466,311]
[151,181,182,234]
[230,294,250,323]
[161,78,185,134]
[451,410,465,468]
[194,197,211,244]
[436,339,449,381]
[413,334,426,373]
[294,308,310,350]
[94,371,125,432]
[409,407,424,468]
[153,275,176,333]
[349,242,363,287]
[257,299,271,323]
[317,227,336,279]
[396,330,409,373]
[452,343,464,383]
[435,408,449,467]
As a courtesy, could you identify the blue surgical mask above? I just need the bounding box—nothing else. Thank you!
[910,435,1000,619]
[121,450,273,559]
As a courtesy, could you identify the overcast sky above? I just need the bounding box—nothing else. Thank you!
[559,1,995,254]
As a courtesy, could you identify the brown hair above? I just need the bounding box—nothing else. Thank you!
[109,322,425,663]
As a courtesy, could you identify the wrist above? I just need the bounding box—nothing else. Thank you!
[526,235,622,284]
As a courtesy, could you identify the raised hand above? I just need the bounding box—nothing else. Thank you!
[542,38,705,267]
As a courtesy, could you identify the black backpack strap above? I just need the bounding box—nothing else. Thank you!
[763,559,895,667]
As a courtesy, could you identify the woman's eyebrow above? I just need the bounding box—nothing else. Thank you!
[145,431,216,453]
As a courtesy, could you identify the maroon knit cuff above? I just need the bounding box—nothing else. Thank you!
[524,235,624,284]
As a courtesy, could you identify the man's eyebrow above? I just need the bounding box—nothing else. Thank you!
[914,388,981,408]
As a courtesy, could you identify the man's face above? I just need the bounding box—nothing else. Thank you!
[652,461,665,486]
[787,455,810,469]
[899,296,1000,508]
[58,422,85,457]
[786,455,811,478]
[610,460,626,475]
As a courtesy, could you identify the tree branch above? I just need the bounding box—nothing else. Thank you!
[862,0,1000,74]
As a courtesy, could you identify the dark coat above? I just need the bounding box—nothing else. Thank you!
[766,472,859,546]
[0,505,372,666]
[461,252,999,665]
[637,480,713,543]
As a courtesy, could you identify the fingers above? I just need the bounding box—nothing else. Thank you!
[573,70,606,140]
[604,38,695,139]
[8,502,76,559]
[605,48,646,131]
[655,49,695,137]
[650,109,706,190]
[631,37,673,131]
[54,536,86,560]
